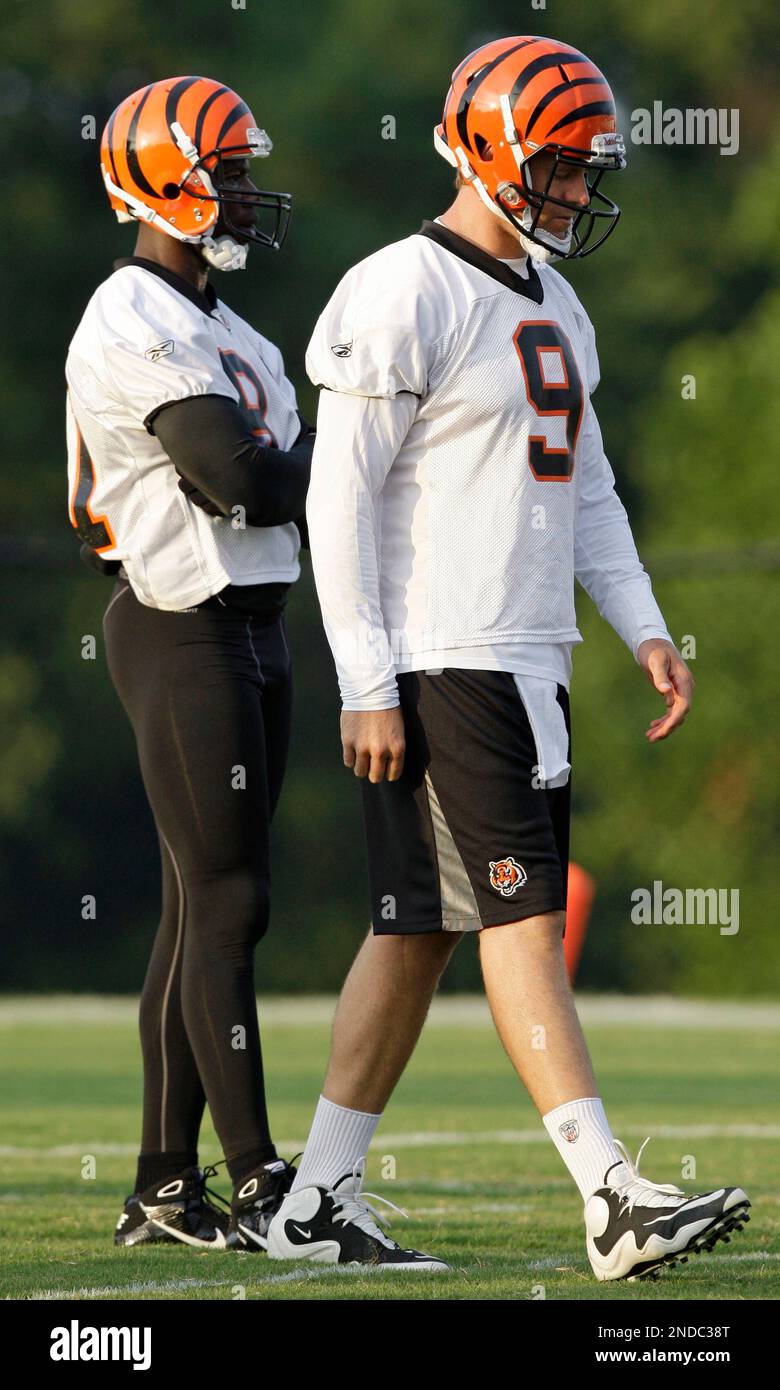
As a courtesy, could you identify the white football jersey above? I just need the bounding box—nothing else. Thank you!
[66,258,301,610]
[305,220,670,704]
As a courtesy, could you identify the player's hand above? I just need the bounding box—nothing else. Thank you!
[637,638,694,743]
[177,473,226,517]
[341,708,405,783]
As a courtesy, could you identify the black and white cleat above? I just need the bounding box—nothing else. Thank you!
[227,1157,298,1251]
[114,1164,230,1249]
[584,1138,750,1282]
[267,1160,448,1271]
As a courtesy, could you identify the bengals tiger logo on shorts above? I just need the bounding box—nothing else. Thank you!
[488,856,528,897]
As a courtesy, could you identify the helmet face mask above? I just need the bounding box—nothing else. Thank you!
[181,147,292,252]
[496,142,625,260]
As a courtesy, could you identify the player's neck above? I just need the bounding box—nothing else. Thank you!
[437,188,527,265]
[132,227,210,293]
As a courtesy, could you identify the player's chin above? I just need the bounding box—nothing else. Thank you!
[542,217,574,236]
[215,221,256,245]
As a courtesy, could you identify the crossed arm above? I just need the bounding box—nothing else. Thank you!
[80,395,314,576]
[151,392,314,531]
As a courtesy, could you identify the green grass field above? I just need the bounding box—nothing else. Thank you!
[1,995,777,1301]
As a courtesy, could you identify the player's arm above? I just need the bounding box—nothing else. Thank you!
[304,251,432,780]
[306,388,417,782]
[573,400,694,741]
[149,394,313,528]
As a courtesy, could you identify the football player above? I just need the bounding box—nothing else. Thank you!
[266,37,750,1280]
[66,77,312,1250]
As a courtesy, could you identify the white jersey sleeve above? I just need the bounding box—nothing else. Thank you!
[305,247,437,399]
[306,388,418,708]
[574,398,673,657]
[81,271,240,427]
[305,243,444,706]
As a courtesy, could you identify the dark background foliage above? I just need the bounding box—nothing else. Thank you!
[1,0,777,993]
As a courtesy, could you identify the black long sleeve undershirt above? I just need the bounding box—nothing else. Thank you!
[149,393,313,529]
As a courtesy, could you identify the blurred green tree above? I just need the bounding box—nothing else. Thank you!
[1,0,777,994]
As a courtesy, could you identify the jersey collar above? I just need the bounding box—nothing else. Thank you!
[417,220,544,304]
[113,257,218,317]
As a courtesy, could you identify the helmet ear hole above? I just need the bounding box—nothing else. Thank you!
[162,182,180,201]
[474,134,493,160]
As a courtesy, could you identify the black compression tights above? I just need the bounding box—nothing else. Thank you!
[103,576,293,1180]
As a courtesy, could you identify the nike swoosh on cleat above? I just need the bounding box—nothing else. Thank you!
[152,1220,227,1249]
[292,1225,312,1239]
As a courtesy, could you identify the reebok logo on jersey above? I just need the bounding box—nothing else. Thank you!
[145,339,174,361]
[489,856,527,897]
[330,340,353,357]
[559,1120,580,1144]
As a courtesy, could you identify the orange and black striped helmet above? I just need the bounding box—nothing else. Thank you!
[101,76,292,262]
[434,36,626,260]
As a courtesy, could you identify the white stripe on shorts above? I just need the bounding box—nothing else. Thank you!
[424,771,482,932]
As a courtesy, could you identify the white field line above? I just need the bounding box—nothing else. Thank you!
[1,995,779,1029]
[412,1202,532,1216]
[20,1252,780,1301]
[2,1122,779,1161]
[23,1265,422,1300]
[27,1277,236,1301]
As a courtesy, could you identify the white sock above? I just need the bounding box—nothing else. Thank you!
[290,1095,381,1193]
[542,1096,631,1201]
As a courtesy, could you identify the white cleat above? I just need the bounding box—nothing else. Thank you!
[585,1138,751,1282]
[266,1161,448,1272]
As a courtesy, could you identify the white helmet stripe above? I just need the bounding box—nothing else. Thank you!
[499,93,527,176]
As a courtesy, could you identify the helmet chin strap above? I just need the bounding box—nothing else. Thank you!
[200,234,248,272]
[517,208,573,265]
[492,200,573,265]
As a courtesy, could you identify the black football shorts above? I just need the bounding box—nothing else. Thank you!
[361,668,571,935]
